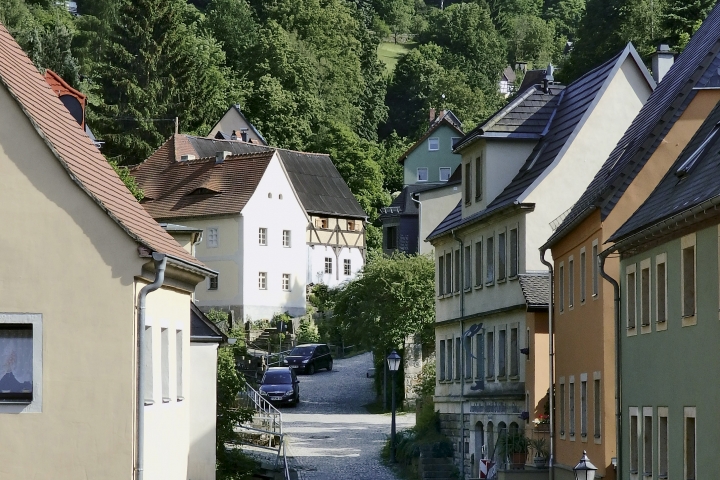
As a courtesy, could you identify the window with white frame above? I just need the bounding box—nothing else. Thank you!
[440,167,451,181]
[498,329,506,377]
[569,256,575,308]
[592,240,599,296]
[428,137,439,151]
[627,264,637,330]
[455,337,461,380]
[630,407,639,474]
[486,236,495,284]
[207,227,218,248]
[464,245,471,290]
[509,228,518,278]
[641,259,651,327]
[445,252,452,295]
[454,249,461,293]
[569,377,575,437]
[176,330,183,401]
[475,239,483,287]
[259,227,267,246]
[682,234,696,320]
[656,253,667,324]
[161,328,170,402]
[438,254,445,295]
[282,274,291,291]
[439,340,446,381]
[282,230,291,247]
[486,330,494,378]
[580,249,586,303]
[685,407,696,480]
[344,259,351,276]
[498,230,506,282]
[417,167,429,182]
[658,407,668,479]
[144,325,153,404]
[581,375,588,438]
[559,379,566,436]
[593,374,601,439]
[258,272,267,290]
[510,327,518,377]
[209,276,218,290]
[0,322,34,404]
[325,257,333,274]
[643,407,653,477]
[446,339,453,380]
[559,262,565,312]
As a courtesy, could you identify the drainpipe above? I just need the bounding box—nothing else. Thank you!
[136,252,167,480]
[411,194,422,254]
[539,248,554,480]
[598,250,622,480]
[452,230,465,479]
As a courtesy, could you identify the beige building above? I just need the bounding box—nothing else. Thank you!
[0,23,216,479]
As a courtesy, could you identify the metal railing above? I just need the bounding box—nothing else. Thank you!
[473,426,550,479]
[237,383,283,437]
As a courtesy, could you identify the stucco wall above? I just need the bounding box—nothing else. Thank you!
[208,108,264,144]
[403,124,462,185]
[309,244,364,288]
[189,342,219,480]
[417,184,462,256]
[0,82,144,478]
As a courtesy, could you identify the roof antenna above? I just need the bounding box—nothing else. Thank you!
[543,64,554,93]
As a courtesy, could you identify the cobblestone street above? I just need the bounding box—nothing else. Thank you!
[282,352,415,480]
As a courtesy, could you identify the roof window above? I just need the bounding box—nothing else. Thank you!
[676,123,720,177]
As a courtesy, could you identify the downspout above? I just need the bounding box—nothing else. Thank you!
[452,230,465,479]
[411,194,422,254]
[136,252,167,480]
[598,249,622,480]
[539,248,554,480]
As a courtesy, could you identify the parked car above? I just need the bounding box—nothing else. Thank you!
[259,367,300,407]
[283,343,333,375]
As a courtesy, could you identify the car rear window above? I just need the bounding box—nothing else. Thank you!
[290,346,315,356]
[263,371,292,384]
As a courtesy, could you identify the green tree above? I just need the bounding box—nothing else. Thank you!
[507,14,562,68]
[663,0,714,51]
[296,317,320,344]
[110,160,144,201]
[543,0,585,41]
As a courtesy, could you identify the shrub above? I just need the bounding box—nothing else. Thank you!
[296,317,320,344]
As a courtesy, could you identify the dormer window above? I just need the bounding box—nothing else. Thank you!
[188,187,218,196]
[676,123,720,177]
[417,168,429,182]
[428,137,439,151]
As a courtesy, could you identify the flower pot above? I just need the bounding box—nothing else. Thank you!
[511,452,526,469]
[533,456,548,468]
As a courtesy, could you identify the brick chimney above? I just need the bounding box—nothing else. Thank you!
[429,108,436,125]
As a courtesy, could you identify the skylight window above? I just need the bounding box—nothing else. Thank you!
[676,123,720,177]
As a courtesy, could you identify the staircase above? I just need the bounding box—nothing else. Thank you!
[236,384,283,448]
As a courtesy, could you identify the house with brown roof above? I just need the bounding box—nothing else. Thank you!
[0,22,217,480]
[426,44,654,478]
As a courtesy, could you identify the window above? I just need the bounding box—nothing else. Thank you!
[259,227,267,246]
[439,340,446,381]
[176,330,183,401]
[627,265,637,330]
[559,263,565,312]
[644,408,653,477]
[209,275,218,290]
[593,377,601,439]
[347,220,356,231]
[386,226,397,250]
[282,230,291,247]
[475,155,483,200]
[569,378,575,437]
[685,407,696,480]
[509,228,518,278]
[498,329,506,377]
[581,376,587,437]
[454,249,461,293]
[316,218,329,229]
[659,407,668,479]
[258,272,267,290]
[464,245,471,290]
[510,327,518,377]
[451,137,461,149]
[474,240,483,287]
[630,408,639,474]
[428,137,439,151]
[475,333,483,379]
[592,241,599,296]
[161,328,170,402]
[498,231,507,282]
[682,235,696,320]
[486,331,494,378]
[455,337,461,380]
[656,254,667,324]
[641,261,651,327]
[279,194,283,200]
[559,380,566,436]
[344,259,351,276]
[445,252,452,295]
[464,335,472,379]
[569,256,575,308]
[207,227,218,248]
[325,257,333,274]
[464,162,471,204]
[580,249,586,303]
[0,324,33,402]
[282,273,291,291]
[144,325,153,405]
[268,192,272,198]
[446,339,453,380]
[486,236,495,284]
[438,255,445,295]
[417,167,429,182]
[440,167,451,181]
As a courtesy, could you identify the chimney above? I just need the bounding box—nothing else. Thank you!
[230,130,237,140]
[429,108,436,125]
[240,128,249,142]
[216,151,231,164]
[651,44,674,84]
[542,64,554,93]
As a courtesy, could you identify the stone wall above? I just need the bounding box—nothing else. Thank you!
[439,412,471,477]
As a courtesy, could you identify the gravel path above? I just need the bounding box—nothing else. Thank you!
[282,352,415,480]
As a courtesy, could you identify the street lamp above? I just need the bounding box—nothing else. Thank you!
[387,350,401,463]
[573,450,597,480]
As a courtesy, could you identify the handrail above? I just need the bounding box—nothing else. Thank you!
[283,438,291,480]
[239,384,282,435]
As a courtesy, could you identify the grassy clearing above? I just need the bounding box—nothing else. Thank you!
[378,41,416,74]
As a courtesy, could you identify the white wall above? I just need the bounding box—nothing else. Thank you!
[189,342,219,480]
[208,108,264,144]
[309,244,364,288]
[241,154,308,320]
[417,184,462,256]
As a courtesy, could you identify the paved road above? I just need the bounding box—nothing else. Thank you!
[282,352,415,480]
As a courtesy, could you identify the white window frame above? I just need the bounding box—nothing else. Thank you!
[658,406,668,479]
[0,313,43,413]
[259,227,267,246]
[656,253,668,331]
[439,167,451,181]
[258,272,267,290]
[626,264,637,335]
[207,227,218,248]
[282,273,291,291]
[325,257,333,274]
[681,233,697,326]
[417,167,429,182]
[344,258,351,276]
[282,230,291,248]
[580,247,586,304]
[630,406,640,478]
[640,258,652,334]
[684,407,696,480]
[592,239,599,298]
[428,137,439,151]
[568,255,575,309]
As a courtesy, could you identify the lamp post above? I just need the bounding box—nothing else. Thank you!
[573,451,597,480]
[387,350,401,463]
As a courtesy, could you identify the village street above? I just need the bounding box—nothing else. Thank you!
[283,352,416,480]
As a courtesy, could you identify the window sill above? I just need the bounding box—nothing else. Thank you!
[497,375,507,381]
[0,400,31,405]
[509,276,518,281]
[474,285,483,290]
[497,278,507,284]
[485,282,495,287]
[144,400,155,406]
[486,375,495,381]
[162,397,172,403]
[509,375,519,381]
[682,314,697,327]
[464,288,472,293]
[177,396,185,402]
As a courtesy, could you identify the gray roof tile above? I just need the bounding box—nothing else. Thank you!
[518,274,550,308]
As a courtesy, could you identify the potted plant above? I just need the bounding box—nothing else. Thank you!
[498,432,529,469]
[529,437,549,468]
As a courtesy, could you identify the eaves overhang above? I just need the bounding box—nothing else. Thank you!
[427,202,535,243]
[541,205,598,252]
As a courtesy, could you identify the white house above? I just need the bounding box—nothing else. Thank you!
[208,104,268,145]
[427,44,655,478]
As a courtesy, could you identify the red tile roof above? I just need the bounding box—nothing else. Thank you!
[0,22,204,269]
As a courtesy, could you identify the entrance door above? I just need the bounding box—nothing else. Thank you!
[473,421,484,477]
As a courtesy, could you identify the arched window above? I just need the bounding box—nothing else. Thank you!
[509,422,519,435]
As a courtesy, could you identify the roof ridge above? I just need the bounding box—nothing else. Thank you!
[480,85,541,132]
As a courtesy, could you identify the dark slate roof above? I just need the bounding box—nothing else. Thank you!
[517,69,547,94]
[190,303,227,343]
[545,7,720,248]
[518,273,551,308]
[502,66,517,83]
[610,100,720,242]
[429,45,644,241]
[380,183,438,218]
[454,84,563,150]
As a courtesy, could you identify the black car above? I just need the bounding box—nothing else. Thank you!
[259,367,300,407]
[283,343,333,375]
